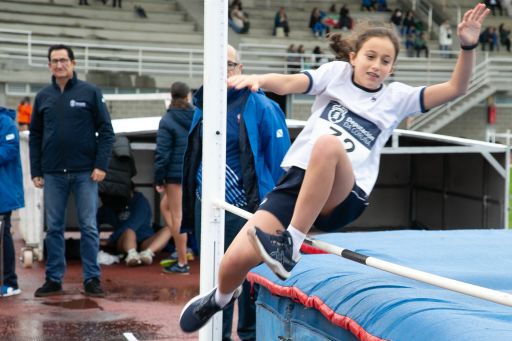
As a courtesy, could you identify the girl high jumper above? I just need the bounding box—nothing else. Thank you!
[180,3,490,333]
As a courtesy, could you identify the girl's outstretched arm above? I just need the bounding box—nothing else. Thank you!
[228,73,309,95]
[423,3,489,110]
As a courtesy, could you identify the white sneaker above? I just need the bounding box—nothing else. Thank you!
[125,250,141,266]
[139,249,154,265]
[1,285,21,297]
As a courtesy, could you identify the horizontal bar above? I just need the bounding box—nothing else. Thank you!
[213,200,512,308]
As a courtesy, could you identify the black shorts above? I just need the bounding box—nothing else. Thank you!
[258,166,369,232]
[165,177,182,184]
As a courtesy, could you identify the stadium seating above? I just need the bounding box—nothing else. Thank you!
[0,0,510,130]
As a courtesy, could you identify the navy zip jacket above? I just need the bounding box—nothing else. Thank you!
[0,107,24,213]
[29,72,115,177]
[181,86,291,233]
[154,106,194,185]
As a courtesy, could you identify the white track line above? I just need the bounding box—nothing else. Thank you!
[123,332,139,341]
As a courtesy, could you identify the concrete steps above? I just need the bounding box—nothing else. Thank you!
[0,0,184,23]
[0,22,202,44]
[0,12,195,34]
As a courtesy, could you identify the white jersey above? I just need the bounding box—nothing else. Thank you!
[281,61,426,195]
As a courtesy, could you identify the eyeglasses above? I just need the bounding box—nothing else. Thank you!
[227,61,239,70]
[50,58,70,65]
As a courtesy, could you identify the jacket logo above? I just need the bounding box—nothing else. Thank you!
[276,129,283,138]
[70,100,87,108]
[5,133,15,141]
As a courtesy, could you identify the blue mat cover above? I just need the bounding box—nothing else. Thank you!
[248,230,512,341]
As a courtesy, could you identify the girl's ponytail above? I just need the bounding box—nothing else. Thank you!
[328,32,354,62]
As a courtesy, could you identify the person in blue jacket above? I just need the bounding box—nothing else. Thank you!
[29,44,115,298]
[154,81,195,274]
[181,45,291,341]
[0,107,25,297]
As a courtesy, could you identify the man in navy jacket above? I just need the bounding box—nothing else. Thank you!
[29,44,114,298]
[0,107,25,297]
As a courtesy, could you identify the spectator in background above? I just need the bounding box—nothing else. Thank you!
[324,5,339,29]
[297,44,305,54]
[312,46,323,64]
[135,5,147,18]
[153,81,194,274]
[499,23,511,52]
[401,11,416,36]
[311,46,329,68]
[414,31,429,57]
[405,33,415,57]
[0,107,24,297]
[337,5,353,31]
[390,9,403,36]
[361,0,375,12]
[414,18,425,33]
[273,6,290,37]
[16,97,32,131]
[78,0,89,5]
[485,0,503,15]
[286,44,300,73]
[309,7,328,37]
[439,20,453,58]
[376,0,390,12]
[229,0,250,34]
[181,45,290,341]
[297,44,306,68]
[97,186,171,266]
[112,0,121,8]
[480,26,492,50]
[29,44,115,298]
[489,26,500,51]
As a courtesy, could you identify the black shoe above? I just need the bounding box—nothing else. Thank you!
[162,263,190,275]
[83,278,105,298]
[34,280,64,297]
[248,226,297,280]
[179,286,242,333]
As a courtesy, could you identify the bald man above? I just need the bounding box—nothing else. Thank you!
[180,45,291,340]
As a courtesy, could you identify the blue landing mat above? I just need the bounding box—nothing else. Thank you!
[248,229,512,341]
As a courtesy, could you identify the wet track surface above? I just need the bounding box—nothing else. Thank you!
[0,230,205,341]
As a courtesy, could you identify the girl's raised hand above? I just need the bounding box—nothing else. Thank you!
[227,74,261,92]
[457,3,490,46]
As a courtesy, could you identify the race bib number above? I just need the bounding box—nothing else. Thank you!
[310,101,381,167]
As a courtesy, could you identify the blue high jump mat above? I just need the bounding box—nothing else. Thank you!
[247,229,512,341]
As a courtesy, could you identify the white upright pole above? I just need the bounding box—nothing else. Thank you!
[505,129,510,229]
[200,0,228,339]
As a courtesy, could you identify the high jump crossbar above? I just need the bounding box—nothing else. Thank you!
[213,199,512,308]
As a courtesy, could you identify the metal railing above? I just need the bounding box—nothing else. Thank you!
[408,0,462,35]
[409,56,512,131]
[0,28,205,77]
[1,28,462,83]
[2,28,510,96]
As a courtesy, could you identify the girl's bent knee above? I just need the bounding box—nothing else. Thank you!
[312,135,347,157]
